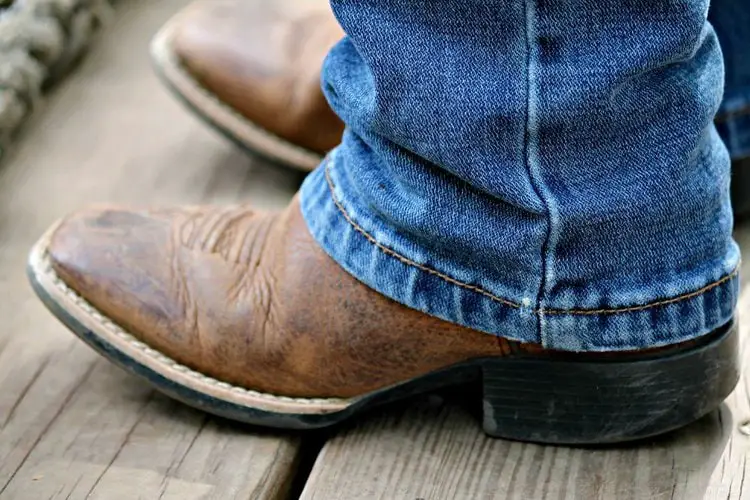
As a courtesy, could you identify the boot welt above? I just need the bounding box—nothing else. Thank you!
[27,230,740,445]
[149,14,323,172]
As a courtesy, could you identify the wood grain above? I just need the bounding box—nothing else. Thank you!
[0,1,303,498]
[702,227,750,500]
[301,245,750,500]
[1,0,748,498]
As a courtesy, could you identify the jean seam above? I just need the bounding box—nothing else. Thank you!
[523,0,552,343]
[324,160,739,317]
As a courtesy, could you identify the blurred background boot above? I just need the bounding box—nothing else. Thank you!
[151,0,344,171]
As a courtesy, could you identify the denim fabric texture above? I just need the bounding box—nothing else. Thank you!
[300,0,740,351]
[711,0,750,160]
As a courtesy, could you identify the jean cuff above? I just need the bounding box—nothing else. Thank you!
[300,155,740,352]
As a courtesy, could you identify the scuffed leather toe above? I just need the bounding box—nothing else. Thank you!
[48,207,184,340]
[46,205,286,392]
[43,199,517,399]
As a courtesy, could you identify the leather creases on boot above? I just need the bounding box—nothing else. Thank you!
[44,198,538,399]
[29,197,739,444]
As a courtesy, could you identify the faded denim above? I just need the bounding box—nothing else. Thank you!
[300,0,740,351]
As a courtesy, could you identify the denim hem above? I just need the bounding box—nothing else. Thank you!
[300,158,740,352]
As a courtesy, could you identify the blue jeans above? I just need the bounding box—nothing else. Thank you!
[300,0,741,351]
[711,0,750,160]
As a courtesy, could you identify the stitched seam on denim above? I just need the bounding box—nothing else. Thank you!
[324,160,739,316]
[323,163,522,310]
[522,0,551,343]
[544,268,739,315]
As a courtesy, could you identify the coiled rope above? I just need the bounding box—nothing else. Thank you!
[0,0,115,152]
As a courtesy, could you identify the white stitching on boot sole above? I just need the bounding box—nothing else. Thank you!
[150,16,324,172]
[28,231,352,415]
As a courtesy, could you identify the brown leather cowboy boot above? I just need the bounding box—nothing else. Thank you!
[151,0,345,171]
[28,196,739,445]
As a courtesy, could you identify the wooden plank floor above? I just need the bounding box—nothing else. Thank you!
[0,1,306,499]
[0,1,749,499]
[299,248,750,500]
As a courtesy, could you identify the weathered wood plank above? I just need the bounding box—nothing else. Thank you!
[701,227,750,500]
[301,393,734,499]
[0,0,303,498]
[0,359,301,499]
[301,235,750,500]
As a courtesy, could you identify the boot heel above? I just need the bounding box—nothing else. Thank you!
[480,321,739,444]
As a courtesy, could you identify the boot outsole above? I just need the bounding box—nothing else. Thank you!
[28,233,740,445]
